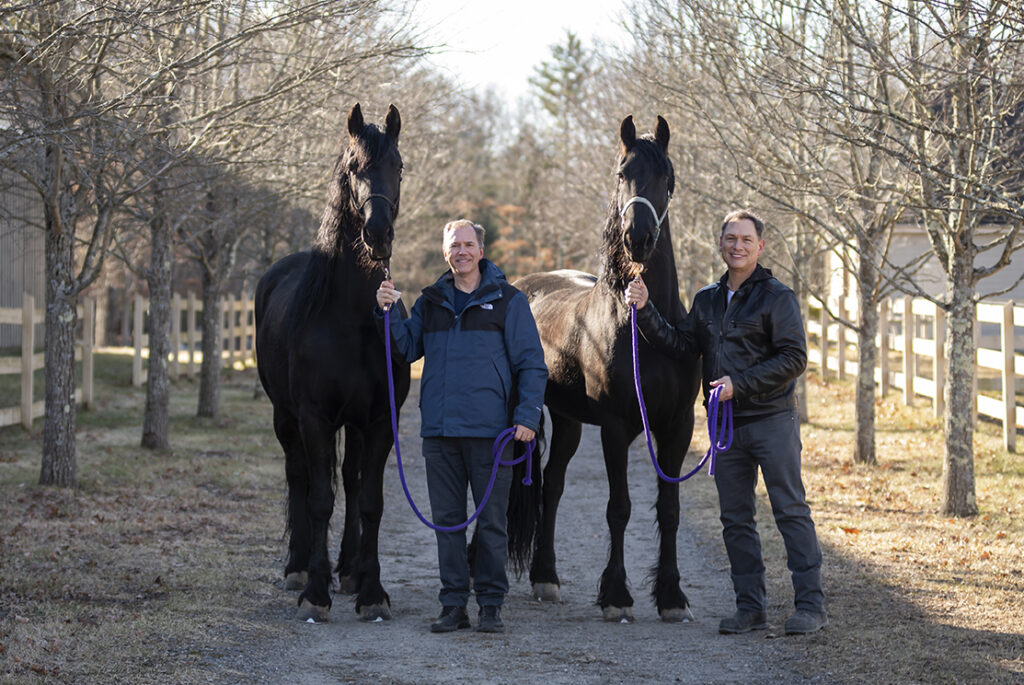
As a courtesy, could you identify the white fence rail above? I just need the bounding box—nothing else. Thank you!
[0,294,94,429]
[807,295,1023,452]
[129,293,256,387]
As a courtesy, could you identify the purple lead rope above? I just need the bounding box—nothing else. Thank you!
[630,304,732,482]
[384,308,534,532]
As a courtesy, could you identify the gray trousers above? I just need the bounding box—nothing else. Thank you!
[714,409,824,614]
[423,436,512,608]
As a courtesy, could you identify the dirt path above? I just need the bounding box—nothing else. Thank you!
[222,380,823,684]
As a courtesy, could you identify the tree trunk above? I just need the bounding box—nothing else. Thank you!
[141,211,172,449]
[39,153,77,487]
[941,269,978,516]
[853,240,878,465]
[197,270,222,418]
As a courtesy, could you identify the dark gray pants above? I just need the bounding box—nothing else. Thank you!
[714,409,824,614]
[423,436,512,609]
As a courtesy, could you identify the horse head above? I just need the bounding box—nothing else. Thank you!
[614,115,674,267]
[344,102,402,262]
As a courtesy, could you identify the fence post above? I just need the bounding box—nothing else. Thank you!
[903,296,914,406]
[21,293,34,429]
[220,296,228,369]
[879,298,890,396]
[1003,301,1016,453]
[82,296,94,409]
[187,292,197,378]
[171,292,181,380]
[819,304,829,380]
[249,297,257,368]
[133,293,144,387]
[933,305,945,419]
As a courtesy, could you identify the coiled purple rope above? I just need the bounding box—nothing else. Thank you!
[384,308,534,532]
[630,304,732,482]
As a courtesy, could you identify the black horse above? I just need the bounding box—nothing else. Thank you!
[513,115,700,622]
[255,103,408,622]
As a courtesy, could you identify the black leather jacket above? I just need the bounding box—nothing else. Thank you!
[637,264,806,418]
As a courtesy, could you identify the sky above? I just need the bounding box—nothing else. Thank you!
[410,0,632,104]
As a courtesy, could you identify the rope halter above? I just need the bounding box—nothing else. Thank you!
[620,192,672,243]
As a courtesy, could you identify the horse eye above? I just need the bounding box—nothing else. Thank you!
[616,172,624,181]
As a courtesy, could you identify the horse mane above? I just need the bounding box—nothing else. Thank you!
[598,134,675,291]
[287,122,395,330]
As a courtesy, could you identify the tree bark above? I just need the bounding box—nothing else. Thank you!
[39,145,77,487]
[141,209,172,449]
[853,238,878,465]
[197,270,222,418]
[941,260,978,516]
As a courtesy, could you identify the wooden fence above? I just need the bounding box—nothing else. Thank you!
[808,295,1023,452]
[128,293,256,387]
[0,294,95,429]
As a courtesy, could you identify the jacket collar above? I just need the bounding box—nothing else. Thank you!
[717,263,772,293]
[423,258,506,308]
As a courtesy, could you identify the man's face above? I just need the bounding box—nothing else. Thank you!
[719,218,764,273]
[443,225,483,278]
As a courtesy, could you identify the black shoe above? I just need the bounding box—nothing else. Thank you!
[718,609,769,634]
[430,606,470,633]
[476,605,505,633]
[785,609,828,635]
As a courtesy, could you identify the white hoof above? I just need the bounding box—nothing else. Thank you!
[359,603,392,622]
[602,605,635,623]
[661,606,695,623]
[297,598,329,622]
[533,582,562,603]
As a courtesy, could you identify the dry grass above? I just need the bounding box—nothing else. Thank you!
[683,372,1024,684]
[0,356,1022,683]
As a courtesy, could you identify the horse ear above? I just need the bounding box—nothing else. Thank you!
[655,116,670,150]
[385,104,401,141]
[619,115,636,153]
[348,103,364,138]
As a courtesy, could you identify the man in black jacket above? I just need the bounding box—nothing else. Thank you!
[625,209,826,635]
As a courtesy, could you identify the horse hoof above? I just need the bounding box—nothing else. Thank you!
[661,606,695,623]
[532,582,562,603]
[337,575,359,595]
[359,603,392,622]
[284,572,308,591]
[297,599,330,623]
[602,606,634,623]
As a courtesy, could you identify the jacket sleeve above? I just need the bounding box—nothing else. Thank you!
[374,297,425,363]
[730,288,807,398]
[504,292,548,432]
[635,301,699,359]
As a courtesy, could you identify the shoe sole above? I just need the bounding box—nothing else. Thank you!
[476,626,505,633]
[785,621,827,635]
[719,622,769,634]
[430,623,470,633]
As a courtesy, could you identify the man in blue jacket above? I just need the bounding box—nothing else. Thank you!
[376,219,547,634]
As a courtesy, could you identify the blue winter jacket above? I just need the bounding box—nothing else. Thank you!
[382,259,548,439]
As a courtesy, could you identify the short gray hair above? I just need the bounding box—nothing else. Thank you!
[443,219,485,251]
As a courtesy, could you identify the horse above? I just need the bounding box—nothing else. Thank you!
[255,103,409,622]
[512,115,701,622]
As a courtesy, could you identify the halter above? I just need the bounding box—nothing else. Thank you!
[359,192,397,214]
[619,192,671,243]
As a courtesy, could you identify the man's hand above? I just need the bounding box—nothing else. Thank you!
[513,425,536,443]
[624,276,649,309]
[710,376,734,401]
[376,279,401,310]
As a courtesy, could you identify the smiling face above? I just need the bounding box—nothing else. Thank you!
[719,218,764,276]
[443,223,484,281]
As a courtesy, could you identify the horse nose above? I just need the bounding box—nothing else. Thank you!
[362,208,394,260]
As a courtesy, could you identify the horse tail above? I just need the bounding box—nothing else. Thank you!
[507,413,545,576]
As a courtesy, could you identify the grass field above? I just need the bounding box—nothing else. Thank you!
[0,353,1022,683]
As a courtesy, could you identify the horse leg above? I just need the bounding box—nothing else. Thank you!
[336,427,362,595]
[652,420,696,622]
[275,408,310,592]
[598,424,634,622]
[294,413,337,622]
[352,420,393,621]
[530,413,581,603]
